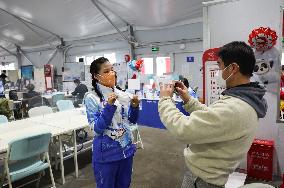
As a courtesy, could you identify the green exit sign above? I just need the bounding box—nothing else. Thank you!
[151,47,159,52]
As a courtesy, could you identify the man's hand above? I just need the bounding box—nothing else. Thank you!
[131,95,140,108]
[160,83,174,98]
[175,81,191,103]
[107,93,118,105]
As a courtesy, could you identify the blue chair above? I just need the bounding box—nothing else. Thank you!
[0,133,56,188]
[0,115,8,124]
[56,100,75,111]
[51,93,65,107]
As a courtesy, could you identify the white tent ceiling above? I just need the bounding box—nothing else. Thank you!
[0,0,205,52]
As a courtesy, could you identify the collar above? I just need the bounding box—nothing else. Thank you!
[97,83,113,100]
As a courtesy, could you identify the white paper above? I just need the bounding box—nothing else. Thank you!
[46,77,52,89]
[155,75,174,87]
[128,79,140,90]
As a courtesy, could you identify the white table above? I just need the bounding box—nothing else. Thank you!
[27,109,89,183]
[0,108,90,184]
[41,92,73,100]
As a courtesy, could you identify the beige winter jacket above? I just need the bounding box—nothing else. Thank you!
[158,95,258,186]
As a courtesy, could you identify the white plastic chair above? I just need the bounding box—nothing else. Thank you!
[28,106,53,118]
[56,100,75,111]
[0,115,8,124]
[239,183,274,188]
[130,124,144,149]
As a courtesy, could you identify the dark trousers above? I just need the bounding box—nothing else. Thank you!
[93,156,133,188]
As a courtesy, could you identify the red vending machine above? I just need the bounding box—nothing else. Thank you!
[44,64,54,91]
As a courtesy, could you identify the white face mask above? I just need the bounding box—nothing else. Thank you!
[215,65,233,88]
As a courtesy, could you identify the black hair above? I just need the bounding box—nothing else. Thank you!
[218,41,256,77]
[73,79,80,84]
[90,57,109,102]
[181,78,189,88]
[26,83,35,91]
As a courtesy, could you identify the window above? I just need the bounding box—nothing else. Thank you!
[85,56,94,65]
[156,57,171,76]
[0,63,15,70]
[104,53,116,64]
[139,56,171,89]
[141,58,154,75]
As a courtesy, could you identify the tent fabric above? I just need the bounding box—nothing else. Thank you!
[0,0,205,51]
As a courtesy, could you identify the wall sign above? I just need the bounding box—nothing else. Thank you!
[187,56,194,62]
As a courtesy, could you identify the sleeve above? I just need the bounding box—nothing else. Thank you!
[128,105,139,124]
[71,86,79,96]
[182,97,208,113]
[84,95,117,134]
[158,97,241,144]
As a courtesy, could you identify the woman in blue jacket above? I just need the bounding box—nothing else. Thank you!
[84,57,139,188]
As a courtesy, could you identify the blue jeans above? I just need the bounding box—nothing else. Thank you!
[93,156,133,188]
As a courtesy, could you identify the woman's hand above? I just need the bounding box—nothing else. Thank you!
[107,93,118,105]
[130,95,140,108]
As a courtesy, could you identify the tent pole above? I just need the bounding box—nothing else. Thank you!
[0,46,16,56]
[90,0,129,42]
[0,7,61,40]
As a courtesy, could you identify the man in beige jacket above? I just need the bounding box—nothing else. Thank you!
[158,41,267,188]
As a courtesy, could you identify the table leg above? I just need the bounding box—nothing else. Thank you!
[73,130,79,178]
[59,136,65,184]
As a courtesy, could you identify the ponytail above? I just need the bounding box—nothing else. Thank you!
[92,76,104,102]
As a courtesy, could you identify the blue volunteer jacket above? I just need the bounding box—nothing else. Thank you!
[84,87,139,163]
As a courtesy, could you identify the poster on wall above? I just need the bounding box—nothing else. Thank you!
[21,65,34,80]
[63,63,85,82]
[32,68,45,93]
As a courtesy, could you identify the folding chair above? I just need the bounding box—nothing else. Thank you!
[0,115,8,124]
[51,94,65,107]
[28,106,53,118]
[0,133,56,188]
[56,100,75,111]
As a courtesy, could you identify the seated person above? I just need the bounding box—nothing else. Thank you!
[8,90,22,119]
[24,84,40,99]
[0,80,4,98]
[22,84,50,114]
[0,70,8,85]
[72,79,88,104]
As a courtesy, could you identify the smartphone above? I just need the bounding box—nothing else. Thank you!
[173,82,179,95]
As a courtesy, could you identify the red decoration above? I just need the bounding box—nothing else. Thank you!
[248,27,278,52]
[124,55,131,62]
[202,48,220,63]
[280,91,284,101]
[135,59,143,71]
[131,73,137,79]
[247,139,274,181]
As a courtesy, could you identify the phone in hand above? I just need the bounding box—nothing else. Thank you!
[173,82,179,95]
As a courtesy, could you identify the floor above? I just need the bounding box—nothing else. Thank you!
[8,126,283,188]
